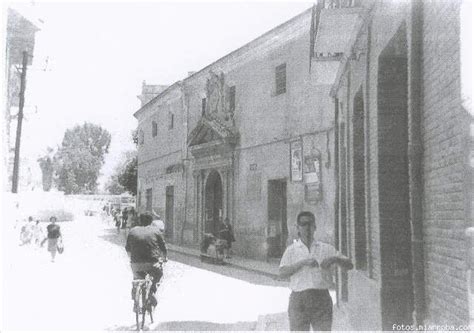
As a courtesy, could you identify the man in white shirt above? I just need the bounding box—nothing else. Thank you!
[279,211,353,331]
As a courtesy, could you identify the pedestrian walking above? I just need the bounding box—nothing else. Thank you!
[103,203,110,216]
[218,218,235,258]
[32,219,44,246]
[124,207,136,237]
[279,211,353,331]
[41,216,63,263]
[19,216,34,246]
[122,207,129,230]
[114,209,122,233]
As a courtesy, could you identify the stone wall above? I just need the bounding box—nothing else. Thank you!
[181,8,335,259]
[135,7,337,258]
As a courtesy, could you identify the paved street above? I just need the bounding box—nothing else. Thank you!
[2,214,289,331]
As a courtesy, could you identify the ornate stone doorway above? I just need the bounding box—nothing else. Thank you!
[187,78,239,243]
[204,170,223,235]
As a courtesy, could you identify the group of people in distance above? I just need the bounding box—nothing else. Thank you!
[19,216,44,247]
[111,206,137,234]
[19,215,63,263]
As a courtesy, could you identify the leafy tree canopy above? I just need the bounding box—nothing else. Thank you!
[54,123,111,194]
[118,155,137,196]
[105,150,137,196]
[105,173,126,195]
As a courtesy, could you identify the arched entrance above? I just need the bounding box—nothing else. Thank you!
[204,170,223,235]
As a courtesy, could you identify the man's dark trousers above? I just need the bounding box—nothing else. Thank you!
[288,289,333,331]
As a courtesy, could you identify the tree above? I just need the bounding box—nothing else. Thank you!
[105,150,137,195]
[118,155,137,195]
[38,147,55,191]
[54,123,111,194]
[105,173,126,195]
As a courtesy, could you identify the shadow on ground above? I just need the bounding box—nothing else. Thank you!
[170,251,287,287]
[109,320,256,331]
[98,226,126,247]
[99,225,286,287]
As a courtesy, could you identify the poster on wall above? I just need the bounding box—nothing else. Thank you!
[290,140,303,182]
[303,154,321,183]
[304,153,322,202]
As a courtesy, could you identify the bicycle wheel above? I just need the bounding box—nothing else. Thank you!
[136,310,140,331]
[141,287,147,330]
[148,300,154,324]
[132,282,143,331]
[145,289,154,324]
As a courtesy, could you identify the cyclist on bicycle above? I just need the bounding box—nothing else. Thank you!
[125,212,167,306]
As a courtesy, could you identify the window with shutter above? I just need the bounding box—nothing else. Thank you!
[229,86,236,112]
[202,98,206,116]
[275,63,286,95]
[168,112,174,130]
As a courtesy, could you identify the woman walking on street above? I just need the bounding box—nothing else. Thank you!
[41,216,62,263]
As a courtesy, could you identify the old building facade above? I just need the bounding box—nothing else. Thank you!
[135,7,337,260]
[135,0,472,329]
[323,0,472,330]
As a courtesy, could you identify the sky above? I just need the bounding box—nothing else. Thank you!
[4,0,313,190]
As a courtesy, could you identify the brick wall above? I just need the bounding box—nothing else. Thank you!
[333,1,412,329]
[421,0,470,325]
[320,0,469,329]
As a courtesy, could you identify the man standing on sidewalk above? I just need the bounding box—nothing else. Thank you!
[279,211,353,331]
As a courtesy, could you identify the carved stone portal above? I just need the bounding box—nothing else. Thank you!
[205,71,234,124]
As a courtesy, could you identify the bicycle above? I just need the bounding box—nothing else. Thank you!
[131,258,165,331]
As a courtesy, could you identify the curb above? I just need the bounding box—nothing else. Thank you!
[168,246,281,280]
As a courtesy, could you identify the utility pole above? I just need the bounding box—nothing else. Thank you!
[11,51,29,193]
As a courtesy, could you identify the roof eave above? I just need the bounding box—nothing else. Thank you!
[133,81,182,119]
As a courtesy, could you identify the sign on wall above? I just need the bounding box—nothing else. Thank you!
[290,140,303,182]
[304,153,322,202]
[304,154,321,183]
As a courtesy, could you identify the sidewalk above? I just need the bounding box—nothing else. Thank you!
[167,243,281,279]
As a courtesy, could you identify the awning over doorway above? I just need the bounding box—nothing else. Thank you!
[314,7,366,57]
[310,6,367,85]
